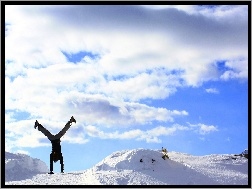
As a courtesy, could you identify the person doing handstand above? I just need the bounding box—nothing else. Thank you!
[34,116,76,174]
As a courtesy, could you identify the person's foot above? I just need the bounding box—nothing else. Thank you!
[70,116,76,123]
[34,120,39,129]
[48,171,54,174]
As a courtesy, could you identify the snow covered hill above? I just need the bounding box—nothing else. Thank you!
[5,149,248,185]
[5,152,49,182]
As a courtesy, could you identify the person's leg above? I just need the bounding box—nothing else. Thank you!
[60,153,64,173]
[53,117,76,139]
[49,152,54,174]
[54,121,72,139]
[35,121,55,140]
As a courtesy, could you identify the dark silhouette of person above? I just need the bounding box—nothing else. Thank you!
[34,116,76,174]
[162,147,169,160]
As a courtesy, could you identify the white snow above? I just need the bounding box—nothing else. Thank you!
[5,149,248,185]
[5,152,49,182]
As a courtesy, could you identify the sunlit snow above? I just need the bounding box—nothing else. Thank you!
[5,149,248,185]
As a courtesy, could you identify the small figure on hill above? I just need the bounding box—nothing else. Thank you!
[241,149,248,159]
[162,147,169,160]
[34,116,76,174]
[140,159,143,162]
[234,149,249,159]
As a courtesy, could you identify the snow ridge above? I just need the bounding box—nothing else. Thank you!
[5,152,49,182]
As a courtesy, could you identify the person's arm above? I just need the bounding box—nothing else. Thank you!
[34,120,55,140]
[54,116,76,139]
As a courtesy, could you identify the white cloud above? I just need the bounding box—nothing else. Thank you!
[5,5,247,85]
[122,103,188,124]
[142,5,196,14]
[143,5,248,23]
[5,118,89,152]
[171,110,189,116]
[197,5,248,23]
[100,69,182,101]
[63,135,89,144]
[84,124,191,143]
[5,98,189,150]
[205,88,219,94]
[5,119,53,151]
[5,79,189,127]
[4,5,245,149]
[198,124,218,135]
[220,58,248,80]
[187,122,218,135]
[5,118,218,151]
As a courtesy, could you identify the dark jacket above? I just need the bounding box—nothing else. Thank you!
[51,139,61,153]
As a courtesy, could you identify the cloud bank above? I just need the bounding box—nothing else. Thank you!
[5,5,247,151]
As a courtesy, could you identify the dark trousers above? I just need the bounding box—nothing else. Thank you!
[50,152,64,173]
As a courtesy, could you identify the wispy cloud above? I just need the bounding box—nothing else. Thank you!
[84,124,191,143]
[83,122,218,143]
[187,123,218,135]
[5,119,219,152]
[143,5,248,22]
[205,88,219,94]
[197,124,218,135]
[220,58,248,80]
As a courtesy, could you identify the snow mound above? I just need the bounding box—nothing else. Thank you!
[5,152,49,182]
[84,148,248,185]
[94,149,161,171]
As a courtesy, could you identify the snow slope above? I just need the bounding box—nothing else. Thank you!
[5,149,248,185]
[5,152,49,182]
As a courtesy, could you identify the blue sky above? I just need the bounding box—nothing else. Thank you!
[4,5,249,173]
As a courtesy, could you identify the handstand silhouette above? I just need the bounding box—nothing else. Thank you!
[34,116,76,174]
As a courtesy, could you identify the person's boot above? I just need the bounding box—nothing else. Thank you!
[34,120,39,129]
[70,116,76,123]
